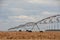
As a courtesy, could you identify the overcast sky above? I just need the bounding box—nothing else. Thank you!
[0,0,60,31]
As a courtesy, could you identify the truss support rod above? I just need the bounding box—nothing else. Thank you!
[31,25,34,31]
[36,24,40,31]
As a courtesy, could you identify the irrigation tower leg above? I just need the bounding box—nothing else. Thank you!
[31,25,34,31]
[36,24,40,31]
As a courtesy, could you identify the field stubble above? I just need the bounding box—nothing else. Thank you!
[0,31,60,39]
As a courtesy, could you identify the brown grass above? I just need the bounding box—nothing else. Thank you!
[0,31,60,40]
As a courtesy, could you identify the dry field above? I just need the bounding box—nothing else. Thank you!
[0,31,60,40]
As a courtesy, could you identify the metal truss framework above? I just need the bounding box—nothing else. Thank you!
[8,14,60,31]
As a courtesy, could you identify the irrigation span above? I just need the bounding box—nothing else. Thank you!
[8,14,60,32]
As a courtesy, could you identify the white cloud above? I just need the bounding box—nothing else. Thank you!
[0,4,8,7]
[42,11,51,15]
[0,20,8,25]
[1,0,59,8]
[25,0,59,6]
[9,15,32,19]
[8,15,37,22]
[9,8,24,13]
[41,11,59,18]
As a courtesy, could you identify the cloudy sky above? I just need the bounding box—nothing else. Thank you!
[0,0,60,31]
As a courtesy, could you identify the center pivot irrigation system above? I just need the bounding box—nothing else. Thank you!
[8,14,60,32]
